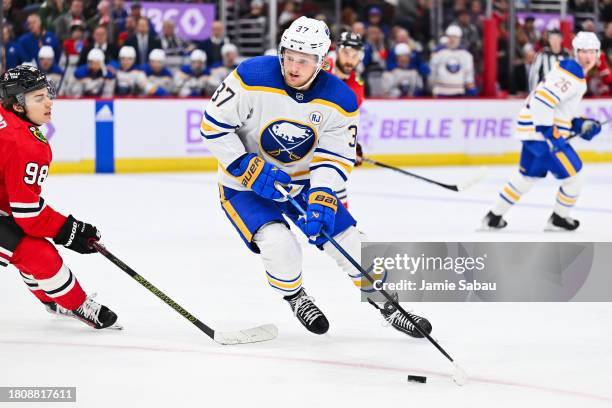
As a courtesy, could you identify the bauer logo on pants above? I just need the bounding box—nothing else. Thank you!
[259,119,317,164]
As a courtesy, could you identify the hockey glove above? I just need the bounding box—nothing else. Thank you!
[466,87,478,97]
[54,215,101,254]
[355,142,363,167]
[536,125,568,152]
[228,153,291,200]
[297,188,338,246]
[571,117,602,141]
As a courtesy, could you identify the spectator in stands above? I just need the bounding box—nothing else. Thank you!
[513,43,535,94]
[117,15,136,47]
[199,21,229,66]
[78,25,119,66]
[128,1,154,33]
[365,6,389,37]
[454,9,481,57]
[65,48,114,97]
[111,0,128,30]
[3,0,27,37]
[382,43,425,97]
[278,1,298,28]
[528,29,569,91]
[87,0,118,42]
[53,0,85,42]
[63,20,87,63]
[522,16,540,46]
[18,14,61,65]
[142,49,174,96]
[108,45,147,96]
[174,49,215,97]
[160,20,193,69]
[3,24,26,69]
[37,46,64,92]
[363,24,388,96]
[39,0,67,32]
[125,17,162,66]
[429,25,476,97]
[209,43,240,87]
[385,28,430,79]
[351,21,366,38]
[602,21,612,57]
[469,0,484,28]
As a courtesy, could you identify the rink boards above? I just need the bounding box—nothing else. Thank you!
[48,97,612,174]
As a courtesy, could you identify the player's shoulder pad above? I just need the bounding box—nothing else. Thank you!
[311,71,359,115]
[235,56,285,89]
[558,59,585,80]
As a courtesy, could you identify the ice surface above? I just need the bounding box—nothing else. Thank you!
[1,164,611,407]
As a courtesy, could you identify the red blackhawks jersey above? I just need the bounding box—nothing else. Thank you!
[324,57,365,107]
[0,106,66,238]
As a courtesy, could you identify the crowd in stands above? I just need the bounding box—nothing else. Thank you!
[3,0,612,98]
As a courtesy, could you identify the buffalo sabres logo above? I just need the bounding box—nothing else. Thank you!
[260,119,317,163]
[445,58,462,74]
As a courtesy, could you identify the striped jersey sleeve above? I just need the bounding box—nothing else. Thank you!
[4,147,66,238]
[200,69,249,168]
[309,110,358,189]
[530,62,583,127]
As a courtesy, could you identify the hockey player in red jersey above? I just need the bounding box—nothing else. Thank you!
[325,31,365,207]
[0,65,121,330]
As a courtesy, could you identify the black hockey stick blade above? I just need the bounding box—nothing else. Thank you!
[92,242,278,345]
[363,157,487,192]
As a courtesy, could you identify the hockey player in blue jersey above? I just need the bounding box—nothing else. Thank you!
[483,32,603,231]
[200,16,432,337]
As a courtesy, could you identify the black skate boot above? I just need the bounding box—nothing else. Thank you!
[43,301,73,317]
[546,212,580,231]
[482,211,508,229]
[72,295,123,330]
[368,294,432,338]
[284,288,329,335]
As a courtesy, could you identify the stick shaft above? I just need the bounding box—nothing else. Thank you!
[362,158,459,191]
[93,242,215,338]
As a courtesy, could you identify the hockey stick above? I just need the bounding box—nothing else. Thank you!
[92,242,278,345]
[274,184,468,386]
[362,157,487,192]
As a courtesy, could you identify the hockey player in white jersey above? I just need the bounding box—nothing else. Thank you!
[430,25,477,96]
[483,32,603,231]
[200,16,432,337]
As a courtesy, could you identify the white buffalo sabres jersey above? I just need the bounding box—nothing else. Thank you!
[516,59,587,141]
[430,47,474,96]
[200,56,359,194]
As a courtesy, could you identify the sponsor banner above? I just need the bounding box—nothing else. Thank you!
[44,100,95,162]
[361,242,612,302]
[113,99,210,158]
[125,2,215,41]
[516,12,574,32]
[358,98,612,155]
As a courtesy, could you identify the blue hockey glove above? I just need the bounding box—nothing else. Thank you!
[227,153,291,200]
[297,187,338,245]
[465,87,478,97]
[536,125,568,151]
[571,117,602,141]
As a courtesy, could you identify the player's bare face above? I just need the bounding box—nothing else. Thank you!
[337,48,362,75]
[24,88,53,125]
[283,49,318,88]
[576,49,598,72]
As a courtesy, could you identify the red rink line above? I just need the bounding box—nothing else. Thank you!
[1,339,611,403]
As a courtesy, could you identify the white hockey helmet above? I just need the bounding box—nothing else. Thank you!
[38,45,55,60]
[221,43,238,56]
[394,43,411,56]
[278,16,331,89]
[149,48,166,62]
[87,48,105,63]
[119,45,136,59]
[445,25,463,38]
[572,31,601,55]
[190,49,207,62]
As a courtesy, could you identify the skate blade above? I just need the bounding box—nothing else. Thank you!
[214,324,278,345]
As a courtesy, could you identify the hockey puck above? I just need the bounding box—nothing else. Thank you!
[407,375,427,383]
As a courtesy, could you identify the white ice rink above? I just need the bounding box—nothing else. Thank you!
[1,164,611,407]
